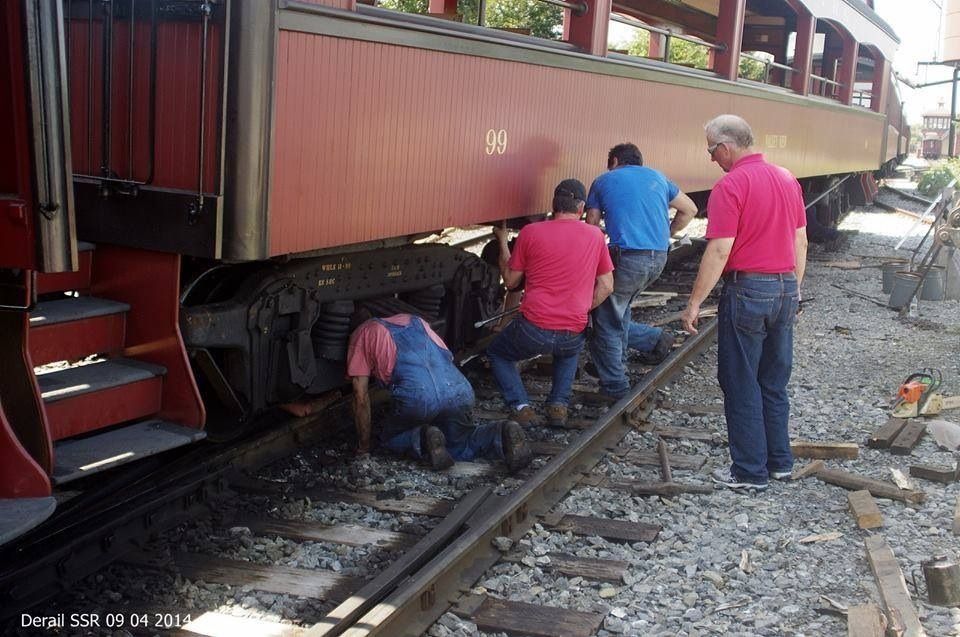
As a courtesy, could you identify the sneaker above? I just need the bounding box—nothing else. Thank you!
[510,405,539,425]
[501,421,532,473]
[710,467,768,491]
[420,426,454,470]
[545,403,568,427]
[770,470,793,481]
[635,331,676,366]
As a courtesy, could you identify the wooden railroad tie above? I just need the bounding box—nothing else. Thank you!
[908,463,958,484]
[500,551,628,583]
[304,487,454,517]
[864,536,927,637]
[790,440,859,460]
[816,468,925,504]
[866,418,908,449]
[790,459,825,481]
[541,512,660,543]
[889,421,927,456]
[243,518,418,550]
[455,595,604,637]
[127,552,359,602]
[847,490,883,529]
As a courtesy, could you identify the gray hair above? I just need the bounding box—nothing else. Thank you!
[704,114,754,149]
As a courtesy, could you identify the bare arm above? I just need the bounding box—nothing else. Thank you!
[668,192,698,236]
[591,271,614,309]
[493,225,524,290]
[585,208,602,227]
[351,375,372,454]
[794,227,808,288]
[680,237,734,334]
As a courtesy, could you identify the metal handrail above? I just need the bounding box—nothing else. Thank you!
[535,0,587,15]
[608,13,724,51]
[740,52,793,74]
[810,73,842,88]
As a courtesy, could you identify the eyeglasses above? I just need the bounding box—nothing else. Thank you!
[707,142,724,157]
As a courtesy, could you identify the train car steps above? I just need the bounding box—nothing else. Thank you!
[0,497,57,545]
[36,358,167,440]
[35,241,95,295]
[29,296,130,365]
[52,420,206,485]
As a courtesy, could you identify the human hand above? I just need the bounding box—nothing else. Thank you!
[680,303,700,335]
[493,222,509,243]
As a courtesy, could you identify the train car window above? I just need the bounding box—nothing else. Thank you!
[377,0,563,42]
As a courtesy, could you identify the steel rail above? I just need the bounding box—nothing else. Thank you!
[325,319,718,636]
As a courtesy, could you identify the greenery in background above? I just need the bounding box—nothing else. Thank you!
[378,0,562,39]
[622,30,769,79]
[918,159,960,197]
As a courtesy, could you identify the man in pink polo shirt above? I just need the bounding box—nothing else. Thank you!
[680,115,808,491]
[488,179,614,427]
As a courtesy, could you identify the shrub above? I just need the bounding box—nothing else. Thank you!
[918,159,960,197]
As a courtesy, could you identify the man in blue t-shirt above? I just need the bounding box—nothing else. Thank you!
[585,143,697,398]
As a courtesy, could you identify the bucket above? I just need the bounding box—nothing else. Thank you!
[921,556,960,607]
[881,259,909,293]
[888,271,922,309]
[920,265,947,301]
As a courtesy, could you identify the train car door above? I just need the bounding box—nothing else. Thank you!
[0,0,77,502]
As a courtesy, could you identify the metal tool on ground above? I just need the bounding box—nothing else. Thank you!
[631,438,714,497]
[891,369,960,418]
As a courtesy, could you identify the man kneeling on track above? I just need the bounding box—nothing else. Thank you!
[347,312,532,472]
[487,179,614,427]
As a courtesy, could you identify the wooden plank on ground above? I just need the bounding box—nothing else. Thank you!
[847,490,883,529]
[529,441,566,456]
[624,449,706,470]
[446,462,497,478]
[245,518,416,549]
[659,401,724,416]
[846,603,885,637]
[791,460,825,480]
[547,514,660,543]
[889,421,927,455]
[817,468,925,504]
[864,536,926,637]
[502,552,628,582]
[791,440,859,459]
[168,553,358,601]
[867,418,908,449]
[465,595,604,637]
[653,426,723,443]
[909,463,958,484]
[305,488,453,517]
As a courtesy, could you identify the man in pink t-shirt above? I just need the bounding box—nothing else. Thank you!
[487,179,614,427]
[347,313,531,472]
[681,115,808,491]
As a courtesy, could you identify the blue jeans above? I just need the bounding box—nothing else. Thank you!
[628,322,662,352]
[717,274,799,484]
[381,407,505,461]
[487,315,586,409]
[589,249,667,396]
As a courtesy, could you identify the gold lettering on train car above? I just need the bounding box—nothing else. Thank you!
[321,262,351,272]
[387,265,402,278]
[485,129,508,155]
[317,278,336,287]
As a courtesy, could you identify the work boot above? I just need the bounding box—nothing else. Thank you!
[545,403,568,428]
[420,426,454,470]
[635,331,676,366]
[501,421,532,473]
[509,405,539,426]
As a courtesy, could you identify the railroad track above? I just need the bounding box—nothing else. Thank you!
[3,313,716,637]
[875,186,935,217]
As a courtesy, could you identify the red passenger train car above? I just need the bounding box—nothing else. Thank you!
[0,0,905,543]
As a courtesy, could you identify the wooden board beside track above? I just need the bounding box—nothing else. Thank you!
[544,514,660,543]
[864,536,926,636]
[501,552,629,582]
[459,595,604,637]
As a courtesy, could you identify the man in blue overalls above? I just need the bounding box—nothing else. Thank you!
[347,313,531,472]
